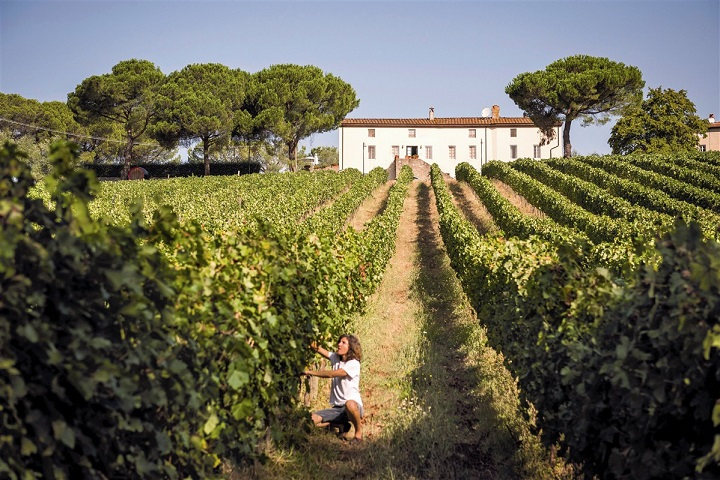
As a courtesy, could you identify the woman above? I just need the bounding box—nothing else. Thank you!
[304,335,364,442]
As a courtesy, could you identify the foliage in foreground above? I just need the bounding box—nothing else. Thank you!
[434,162,720,479]
[0,141,211,478]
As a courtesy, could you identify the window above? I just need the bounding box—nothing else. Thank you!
[449,146,456,160]
[368,145,376,160]
[392,145,400,157]
[469,129,476,138]
[426,145,433,159]
[368,128,375,137]
[510,128,517,137]
[533,145,541,158]
[510,145,517,159]
[700,145,707,152]
[469,145,477,160]
[408,128,416,138]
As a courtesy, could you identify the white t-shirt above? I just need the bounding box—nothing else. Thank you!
[329,352,363,408]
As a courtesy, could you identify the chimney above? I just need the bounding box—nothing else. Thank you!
[491,105,500,119]
[429,106,435,120]
[710,113,716,123]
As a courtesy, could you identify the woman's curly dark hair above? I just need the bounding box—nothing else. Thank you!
[339,334,362,362]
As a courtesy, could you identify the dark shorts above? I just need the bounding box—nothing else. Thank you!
[314,403,364,423]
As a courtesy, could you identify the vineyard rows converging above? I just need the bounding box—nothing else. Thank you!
[3,141,720,479]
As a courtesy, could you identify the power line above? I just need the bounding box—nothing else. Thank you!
[0,117,159,146]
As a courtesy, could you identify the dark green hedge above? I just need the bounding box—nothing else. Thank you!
[84,161,262,178]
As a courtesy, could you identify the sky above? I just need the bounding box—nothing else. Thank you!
[1,0,718,156]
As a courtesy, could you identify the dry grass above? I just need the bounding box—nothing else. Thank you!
[446,178,499,236]
[347,180,394,232]
[490,179,547,218]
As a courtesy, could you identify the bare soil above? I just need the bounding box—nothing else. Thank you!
[354,180,422,441]
[409,181,498,477]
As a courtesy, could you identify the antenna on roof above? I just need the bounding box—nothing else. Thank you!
[481,107,491,118]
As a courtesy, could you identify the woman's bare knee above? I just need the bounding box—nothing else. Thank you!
[345,401,361,422]
[345,401,361,417]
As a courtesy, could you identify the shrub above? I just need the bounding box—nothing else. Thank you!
[0,141,211,478]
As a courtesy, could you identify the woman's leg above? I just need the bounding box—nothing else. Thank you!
[311,412,330,428]
[344,400,363,440]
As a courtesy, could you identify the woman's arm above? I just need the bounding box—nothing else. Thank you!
[303,368,347,378]
[310,341,331,360]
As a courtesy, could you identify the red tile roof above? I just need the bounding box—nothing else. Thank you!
[340,117,545,127]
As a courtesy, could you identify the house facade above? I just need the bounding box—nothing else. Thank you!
[699,114,720,152]
[338,105,561,176]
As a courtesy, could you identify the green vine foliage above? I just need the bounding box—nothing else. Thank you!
[303,166,387,234]
[481,160,634,244]
[544,156,720,240]
[577,155,720,213]
[434,162,720,479]
[0,141,212,479]
[510,157,672,235]
[558,220,720,479]
[693,151,720,168]
[152,165,412,466]
[624,154,720,195]
[455,161,587,246]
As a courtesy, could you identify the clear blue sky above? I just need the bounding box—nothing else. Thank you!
[1,0,718,155]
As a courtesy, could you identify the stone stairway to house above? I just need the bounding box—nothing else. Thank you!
[393,156,431,181]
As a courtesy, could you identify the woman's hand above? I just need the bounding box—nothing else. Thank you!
[310,341,332,360]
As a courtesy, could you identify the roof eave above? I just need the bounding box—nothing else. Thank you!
[339,118,555,128]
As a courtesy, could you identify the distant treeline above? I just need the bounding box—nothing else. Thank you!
[0,60,358,176]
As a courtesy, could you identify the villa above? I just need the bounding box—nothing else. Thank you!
[338,105,561,177]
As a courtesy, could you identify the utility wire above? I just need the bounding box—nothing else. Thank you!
[0,117,159,147]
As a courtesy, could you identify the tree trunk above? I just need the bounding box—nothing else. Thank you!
[203,136,210,176]
[563,118,573,158]
[122,136,134,179]
[288,141,298,172]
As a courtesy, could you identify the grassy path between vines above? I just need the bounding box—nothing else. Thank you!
[347,180,394,231]
[490,178,547,218]
[246,180,568,479]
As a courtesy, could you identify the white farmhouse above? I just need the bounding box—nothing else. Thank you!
[338,105,561,177]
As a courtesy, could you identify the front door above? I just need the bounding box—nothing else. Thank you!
[406,146,418,157]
